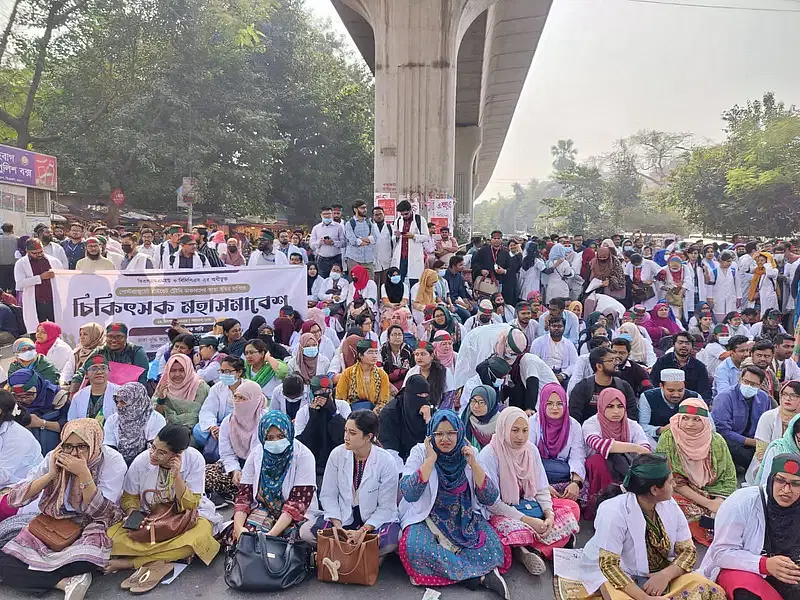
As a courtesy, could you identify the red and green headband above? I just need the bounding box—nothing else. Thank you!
[678,404,708,418]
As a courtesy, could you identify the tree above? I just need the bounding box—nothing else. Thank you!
[551,138,577,173]
[545,165,606,235]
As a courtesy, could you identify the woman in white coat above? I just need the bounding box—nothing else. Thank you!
[231,411,317,542]
[34,322,74,384]
[193,356,245,452]
[625,254,661,312]
[700,452,800,600]
[544,245,574,304]
[0,391,43,521]
[300,410,400,555]
[712,250,740,321]
[103,382,165,465]
[574,454,724,600]
[746,251,779,316]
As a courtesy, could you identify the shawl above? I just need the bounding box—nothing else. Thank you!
[537,382,571,459]
[224,239,246,266]
[35,321,61,356]
[392,306,413,333]
[247,358,278,387]
[489,407,539,505]
[597,387,630,442]
[114,382,153,464]
[380,339,413,373]
[230,380,266,458]
[306,262,319,295]
[73,323,105,371]
[257,411,294,515]
[748,252,777,303]
[346,362,384,405]
[647,302,681,340]
[244,316,267,341]
[272,317,295,346]
[384,267,405,303]
[757,413,800,482]
[415,269,438,305]
[589,247,613,280]
[668,398,714,489]
[341,334,363,369]
[8,368,59,412]
[619,322,647,364]
[222,336,247,359]
[548,243,569,262]
[39,418,104,516]
[159,354,202,402]
[295,333,319,384]
[462,384,499,449]
[432,330,456,369]
[350,264,369,301]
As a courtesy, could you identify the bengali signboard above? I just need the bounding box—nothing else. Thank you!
[0,143,57,190]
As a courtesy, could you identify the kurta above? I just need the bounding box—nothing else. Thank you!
[157,380,211,428]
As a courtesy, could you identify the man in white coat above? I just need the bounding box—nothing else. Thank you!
[391,200,430,288]
[166,234,209,269]
[371,205,394,289]
[14,238,62,333]
[119,232,154,271]
[155,225,184,269]
[39,226,68,268]
[248,230,288,266]
[712,250,740,321]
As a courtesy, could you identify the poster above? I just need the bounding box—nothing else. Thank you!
[374,193,396,222]
[52,265,307,353]
[0,143,57,190]
[428,196,454,232]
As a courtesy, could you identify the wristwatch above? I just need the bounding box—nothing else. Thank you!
[79,480,93,490]
[40,420,47,431]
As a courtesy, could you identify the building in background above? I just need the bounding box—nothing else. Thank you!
[0,143,58,233]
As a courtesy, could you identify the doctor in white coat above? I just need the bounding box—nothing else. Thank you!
[14,238,62,334]
[390,200,431,285]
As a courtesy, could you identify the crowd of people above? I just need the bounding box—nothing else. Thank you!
[0,211,798,600]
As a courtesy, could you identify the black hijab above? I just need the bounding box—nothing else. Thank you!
[244,316,266,341]
[297,389,345,476]
[384,266,405,304]
[765,468,800,559]
[307,262,319,296]
[379,374,430,461]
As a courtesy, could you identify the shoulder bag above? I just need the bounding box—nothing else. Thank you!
[316,527,379,586]
[473,275,499,298]
[28,513,82,552]
[127,488,198,545]
[225,530,313,591]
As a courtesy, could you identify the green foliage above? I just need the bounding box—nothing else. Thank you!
[473,178,559,235]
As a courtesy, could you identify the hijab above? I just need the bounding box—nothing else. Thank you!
[295,333,319,384]
[415,269,438,305]
[392,307,412,333]
[399,375,431,450]
[224,238,246,266]
[230,380,266,458]
[548,243,568,262]
[669,398,714,488]
[489,406,538,505]
[764,453,800,559]
[537,382,571,460]
[589,247,613,280]
[384,267,405,303]
[115,382,153,464]
[432,330,455,369]
[73,323,105,370]
[257,411,294,514]
[351,264,369,301]
[35,321,61,356]
[757,414,800,483]
[568,301,583,320]
[244,316,267,341]
[297,376,345,476]
[8,368,59,412]
[580,246,596,280]
[648,302,681,339]
[597,387,630,442]
[306,262,319,295]
[159,354,202,401]
[462,384,499,449]
[619,322,647,364]
[306,307,327,332]
[272,315,295,345]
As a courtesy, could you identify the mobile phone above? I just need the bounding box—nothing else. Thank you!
[123,510,147,530]
[324,236,331,240]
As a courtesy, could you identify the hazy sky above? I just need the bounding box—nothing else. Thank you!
[306,0,800,202]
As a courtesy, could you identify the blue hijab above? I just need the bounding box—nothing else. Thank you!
[8,368,59,413]
[257,411,294,514]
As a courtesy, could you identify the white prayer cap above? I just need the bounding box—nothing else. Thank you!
[660,369,685,383]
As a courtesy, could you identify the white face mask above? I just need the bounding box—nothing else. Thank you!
[740,384,759,399]
[18,350,37,361]
[330,272,341,281]
[717,336,730,346]
[264,438,291,454]
[438,269,447,278]
[389,275,401,284]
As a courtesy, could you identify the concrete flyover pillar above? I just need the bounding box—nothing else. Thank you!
[455,125,480,239]
[339,0,496,212]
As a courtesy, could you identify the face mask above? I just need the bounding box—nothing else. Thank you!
[492,379,503,389]
[330,272,341,281]
[322,217,332,225]
[775,253,785,262]
[619,334,633,342]
[264,438,290,454]
[121,244,133,254]
[219,374,238,387]
[740,384,759,399]
[438,269,447,278]
[389,275,401,284]
[18,350,37,361]
[322,307,331,317]
[302,346,319,358]
[228,245,238,253]
[717,336,730,346]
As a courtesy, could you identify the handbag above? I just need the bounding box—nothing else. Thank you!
[28,513,82,552]
[225,530,313,591]
[473,275,499,297]
[631,284,656,302]
[316,527,379,586]
[541,458,572,484]
[127,489,198,545]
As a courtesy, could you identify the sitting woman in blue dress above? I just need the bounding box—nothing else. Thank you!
[397,409,510,599]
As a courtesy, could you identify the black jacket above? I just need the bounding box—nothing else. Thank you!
[568,375,638,424]
[650,353,712,401]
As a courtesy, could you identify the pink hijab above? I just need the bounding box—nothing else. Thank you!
[489,407,539,505]
[295,332,319,384]
[537,383,571,459]
[597,388,630,442]
[306,307,327,331]
[669,398,714,488]
[229,380,265,457]
[432,330,455,369]
[159,354,202,402]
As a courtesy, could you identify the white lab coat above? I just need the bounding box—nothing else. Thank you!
[784,258,800,313]
[530,334,579,373]
[545,260,574,303]
[624,260,661,311]
[248,249,289,267]
[42,242,68,269]
[15,254,63,333]
[290,336,336,363]
[293,400,351,437]
[46,338,75,383]
[197,381,234,432]
[286,355,331,379]
[318,444,399,528]
[218,412,264,474]
[738,254,757,301]
[580,492,691,594]
[699,486,765,581]
[154,241,180,269]
[390,215,430,280]
[317,276,349,303]
[344,279,378,308]
[518,258,546,298]
[119,252,152,271]
[528,413,587,480]
[67,383,119,421]
[755,264,779,316]
[103,410,165,450]
[712,265,739,318]
[0,421,43,488]
[453,323,512,388]
[403,365,456,394]
[241,439,317,515]
[372,222,394,273]
[566,354,593,396]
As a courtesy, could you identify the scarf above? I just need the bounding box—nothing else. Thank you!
[223,337,247,359]
[428,306,461,348]
[295,333,318,384]
[400,374,431,445]
[8,368,59,413]
[159,354,202,402]
[589,247,614,280]
[432,330,455,369]
[306,262,319,295]
[598,387,630,442]
[297,393,344,476]
[415,269,438,305]
[73,323,105,371]
[462,384,499,449]
[257,411,294,516]
[244,316,267,341]
[537,382,571,459]
[648,303,681,339]
[306,307,327,332]
[341,334,362,369]
[748,252,776,302]
[757,414,800,482]
[113,382,153,464]
[489,407,539,505]
[765,465,800,559]
[391,307,412,333]
[384,267,405,303]
[38,419,104,516]
[272,317,294,345]
[230,380,266,458]
[346,362,383,404]
[580,246,596,280]
[351,264,369,301]
[247,358,277,387]
[669,398,714,488]
[224,239,246,266]
[35,321,61,356]
[619,322,647,364]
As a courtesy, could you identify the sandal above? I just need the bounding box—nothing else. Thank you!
[129,561,174,594]
[121,567,146,590]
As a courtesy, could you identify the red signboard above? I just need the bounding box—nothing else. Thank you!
[111,188,125,207]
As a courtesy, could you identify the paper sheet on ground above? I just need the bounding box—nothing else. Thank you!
[161,563,188,585]
[553,548,585,580]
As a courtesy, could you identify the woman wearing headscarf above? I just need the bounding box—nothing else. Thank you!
[750,307,786,340]
[582,387,651,518]
[404,342,455,410]
[398,410,509,596]
[462,384,500,450]
[580,242,596,282]
[8,336,60,386]
[587,246,625,301]
[479,407,580,576]
[8,367,69,455]
[272,307,297,346]
[380,375,433,471]
[568,301,584,330]
[748,251,779,316]
[344,263,378,313]
[243,316,266,341]
[379,266,409,330]
[231,411,316,542]
[381,325,415,391]
[295,318,337,361]
[296,376,347,476]
[103,382,166,466]
[656,398,736,545]
[645,302,683,346]
[286,332,330,384]
[69,323,105,383]
[722,310,751,339]
[432,329,458,375]
[519,243,546,301]
[426,304,463,351]
[204,380,266,502]
[498,326,558,413]
[701,453,800,600]
[0,419,126,596]
[502,238,524,307]
[544,243,574,303]
[108,424,221,584]
[153,354,210,429]
[34,322,73,384]
[755,413,800,487]
[656,255,691,322]
[618,321,656,367]
[411,268,441,325]
[221,238,246,266]
[529,383,587,508]
[306,262,323,304]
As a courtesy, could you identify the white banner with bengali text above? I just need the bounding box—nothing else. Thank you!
[52,265,307,353]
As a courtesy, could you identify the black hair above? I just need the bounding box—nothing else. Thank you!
[745,241,758,254]
[490,229,502,238]
[282,374,305,398]
[320,205,331,212]
[548,315,564,326]
[589,336,610,351]
[549,297,567,310]
[727,335,750,351]
[590,347,613,372]
[1,223,12,233]
[172,333,196,349]
[432,259,445,270]
[448,255,464,268]
[371,205,383,213]
[221,318,241,335]
[0,389,27,425]
[221,355,245,373]
[355,312,373,327]
[166,327,181,343]
[597,454,671,505]
[515,301,531,313]
[741,365,766,383]
[386,325,404,340]
[611,337,631,351]
[289,253,303,261]
[351,199,367,213]
[140,228,154,235]
[347,410,381,444]
[774,333,795,346]
[245,338,268,355]
[752,340,775,354]
[157,424,191,453]
[672,331,693,345]
[742,308,759,318]
[396,200,411,212]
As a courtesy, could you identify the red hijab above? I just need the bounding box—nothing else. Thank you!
[351,265,369,301]
[35,321,61,356]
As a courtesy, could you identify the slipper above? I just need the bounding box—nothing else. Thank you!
[129,562,174,594]
[121,566,147,590]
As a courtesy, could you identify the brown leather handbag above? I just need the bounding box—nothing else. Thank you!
[316,527,379,586]
[127,489,198,545]
[28,514,82,551]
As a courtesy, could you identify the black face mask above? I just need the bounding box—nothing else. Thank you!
[228,245,238,253]
[122,244,133,254]
[479,314,492,323]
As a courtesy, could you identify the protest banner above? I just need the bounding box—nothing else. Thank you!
[52,265,307,353]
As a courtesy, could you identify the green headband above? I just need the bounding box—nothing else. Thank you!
[772,453,800,477]
[622,455,671,490]
[507,327,524,355]
[678,404,709,418]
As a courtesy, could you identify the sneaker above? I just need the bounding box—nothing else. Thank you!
[515,546,546,576]
[64,572,92,600]
[481,568,510,600]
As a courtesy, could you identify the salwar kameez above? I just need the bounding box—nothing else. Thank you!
[488,497,580,559]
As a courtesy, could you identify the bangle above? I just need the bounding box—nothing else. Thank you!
[78,479,94,490]
[759,556,769,575]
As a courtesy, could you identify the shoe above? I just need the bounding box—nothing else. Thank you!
[481,568,510,600]
[64,572,92,600]
[515,546,546,576]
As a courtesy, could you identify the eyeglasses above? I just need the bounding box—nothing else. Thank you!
[62,442,89,453]
[432,431,458,441]
[782,392,800,402]
[220,369,238,375]
[147,441,172,460]
[87,366,109,374]
[469,398,487,407]
[774,475,800,491]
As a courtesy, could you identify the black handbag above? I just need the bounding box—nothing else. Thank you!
[224,530,313,592]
